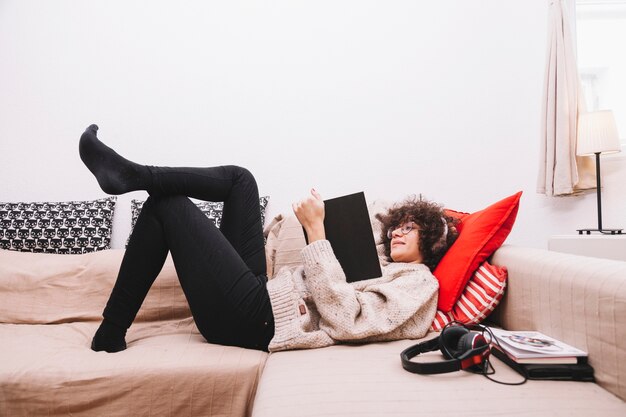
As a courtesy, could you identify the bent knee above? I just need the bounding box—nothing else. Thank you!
[226,166,257,188]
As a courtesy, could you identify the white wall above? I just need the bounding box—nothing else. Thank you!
[1,0,624,250]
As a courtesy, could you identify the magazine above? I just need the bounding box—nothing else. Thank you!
[488,328,588,364]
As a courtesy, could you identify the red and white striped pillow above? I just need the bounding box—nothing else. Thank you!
[431,261,507,331]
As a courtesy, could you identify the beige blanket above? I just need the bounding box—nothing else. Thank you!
[0,249,267,417]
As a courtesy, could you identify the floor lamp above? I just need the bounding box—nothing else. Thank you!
[576,110,623,235]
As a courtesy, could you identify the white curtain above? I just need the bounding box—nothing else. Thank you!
[537,0,595,196]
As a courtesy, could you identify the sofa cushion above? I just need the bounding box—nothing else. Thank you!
[431,261,507,330]
[252,338,626,417]
[0,196,116,254]
[434,191,521,312]
[0,319,267,417]
[264,214,307,278]
[0,248,191,324]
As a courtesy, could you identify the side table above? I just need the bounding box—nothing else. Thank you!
[548,234,626,262]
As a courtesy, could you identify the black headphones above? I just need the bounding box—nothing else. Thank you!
[401,322,491,374]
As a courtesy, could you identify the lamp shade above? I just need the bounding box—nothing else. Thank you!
[577,110,621,156]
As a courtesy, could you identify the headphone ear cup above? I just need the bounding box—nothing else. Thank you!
[439,326,470,359]
[457,332,478,356]
[457,332,489,358]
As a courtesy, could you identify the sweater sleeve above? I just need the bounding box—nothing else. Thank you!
[301,240,438,341]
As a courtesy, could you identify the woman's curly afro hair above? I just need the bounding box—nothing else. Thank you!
[375,195,458,271]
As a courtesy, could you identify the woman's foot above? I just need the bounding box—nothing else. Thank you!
[79,124,150,195]
[91,319,128,353]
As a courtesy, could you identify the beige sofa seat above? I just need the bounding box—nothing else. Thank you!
[1,319,266,417]
[252,339,625,417]
[0,249,268,417]
[252,243,626,417]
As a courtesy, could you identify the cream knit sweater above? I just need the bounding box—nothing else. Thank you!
[266,239,438,352]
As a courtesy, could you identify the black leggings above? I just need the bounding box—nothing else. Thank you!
[103,165,274,351]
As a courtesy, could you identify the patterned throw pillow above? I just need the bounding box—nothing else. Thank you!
[431,261,507,331]
[0,197,116,254]
[126,196,270,246]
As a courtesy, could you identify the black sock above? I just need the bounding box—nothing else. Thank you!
[91,318,128,353]
[79,124,151,195]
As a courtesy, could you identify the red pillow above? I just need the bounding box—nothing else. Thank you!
[433,191,522,312]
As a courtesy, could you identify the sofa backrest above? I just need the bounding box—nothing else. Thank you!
[0,249,192,324]
[492,245,626,402]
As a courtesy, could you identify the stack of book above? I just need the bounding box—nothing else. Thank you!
[488,328,594,381]
[489,328,587,364]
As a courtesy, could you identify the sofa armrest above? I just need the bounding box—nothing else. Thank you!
[491,245,626,401]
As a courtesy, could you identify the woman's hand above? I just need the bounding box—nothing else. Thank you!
[292,188,326,242]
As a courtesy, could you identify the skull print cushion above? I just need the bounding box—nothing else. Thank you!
[0,197,116,254]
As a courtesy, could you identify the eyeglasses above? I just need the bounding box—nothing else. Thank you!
[387,221,418,239]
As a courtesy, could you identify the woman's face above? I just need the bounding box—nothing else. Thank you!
[389,221,423,264]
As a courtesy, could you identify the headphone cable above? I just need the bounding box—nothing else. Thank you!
[476,325,528,386]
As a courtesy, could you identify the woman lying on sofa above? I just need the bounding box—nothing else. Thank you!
[79,124,458,353]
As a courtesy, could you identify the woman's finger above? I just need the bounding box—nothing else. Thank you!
[311,188,322,201]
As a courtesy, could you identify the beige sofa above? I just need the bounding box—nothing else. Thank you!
[1,231,626,416]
